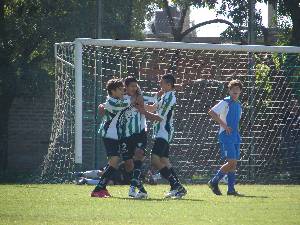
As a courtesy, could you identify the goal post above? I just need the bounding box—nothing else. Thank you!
[42,38,300,183]
[74,39,83,165]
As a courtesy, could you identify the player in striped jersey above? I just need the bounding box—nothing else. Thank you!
[137,74,187,199]
[119,76,157,199]
[91,78,134,198]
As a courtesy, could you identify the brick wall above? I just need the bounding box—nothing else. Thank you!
[7,87,54,173]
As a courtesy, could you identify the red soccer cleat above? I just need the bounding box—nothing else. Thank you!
[102,188,111,197]
[91,188,111,198]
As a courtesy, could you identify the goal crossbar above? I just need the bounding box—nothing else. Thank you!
[74,38,300,53]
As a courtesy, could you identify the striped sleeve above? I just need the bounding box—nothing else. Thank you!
[142,92,158,104]
[157,92,176,119]
[104,97,130,114]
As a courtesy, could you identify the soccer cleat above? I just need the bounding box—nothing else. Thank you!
[165,189,177,198]
[91,188,111,198]
[102,188,111,197]
[227,191,243,196]
[134,190,148,199]
[208,180,222,195]
[137,183,147,194]
[165,185,187,199]
[173,186,187,199]
[128,186,137,198]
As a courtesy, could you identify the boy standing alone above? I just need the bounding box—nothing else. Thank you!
[208,79,243,196]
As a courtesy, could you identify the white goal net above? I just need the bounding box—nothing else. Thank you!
[41,39,300,184]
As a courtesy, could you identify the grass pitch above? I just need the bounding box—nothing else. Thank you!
[0,184,299,225]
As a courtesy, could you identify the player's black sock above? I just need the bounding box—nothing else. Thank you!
[159,167,179,190]
[169,167,180,183]
[130,160,142,187]
[127,170,133,182]
[94,165,116,191]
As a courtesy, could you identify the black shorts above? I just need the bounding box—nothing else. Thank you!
[120,130,147,161]
[103,138,120,157]
[151,138,170,158]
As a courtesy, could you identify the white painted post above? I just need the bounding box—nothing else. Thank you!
[74,39,83,164]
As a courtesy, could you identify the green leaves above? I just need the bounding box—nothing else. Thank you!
[255,63,272,94]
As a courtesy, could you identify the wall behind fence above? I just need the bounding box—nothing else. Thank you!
[7,86,54,174]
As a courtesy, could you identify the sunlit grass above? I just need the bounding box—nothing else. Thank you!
[0,184,299,225]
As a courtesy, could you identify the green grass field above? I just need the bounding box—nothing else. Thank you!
[0,184,299,225]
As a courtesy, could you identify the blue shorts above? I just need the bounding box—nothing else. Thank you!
[218,131,240,160]
[219,142,240,160]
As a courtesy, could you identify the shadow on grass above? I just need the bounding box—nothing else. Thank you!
[111,196,204,202]
[227,194,269,198]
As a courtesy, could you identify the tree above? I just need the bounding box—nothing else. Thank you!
[150,0,244,42]
[0,0,154,172]
[269,0,300,46]
[0,0,97,171]
[219,0,300,46]
[102,0,153,40]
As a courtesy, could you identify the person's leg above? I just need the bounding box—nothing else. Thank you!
[132,148,147,193]
[160,157,180,187]
[227,161,237,194]
[227,144,240,195]
[121,136,141,197]
[152,138,185,198]
[211,160,236,184]
[85,178,101,185]
[124,159,134,173]
[91,138,120,197]
[131,134,146,188]
[93,156,119,191]
[83,170,102,179]
[211,143,229,184]
[208,142,235,195]
[160,156,187,198]
[128,131,148,198]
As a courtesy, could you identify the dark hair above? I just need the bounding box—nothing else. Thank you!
[228,79,243,90]
[106,78,124,96]
[124,76,138,86]
[162,74,175,88]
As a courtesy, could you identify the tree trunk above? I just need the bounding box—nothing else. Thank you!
[290,10,300,46]
[284,0,300,46]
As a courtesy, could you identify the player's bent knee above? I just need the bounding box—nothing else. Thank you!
[151,154,162,169]
[160,157,171,168]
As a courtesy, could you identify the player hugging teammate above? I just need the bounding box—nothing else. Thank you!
[91,75,187,199]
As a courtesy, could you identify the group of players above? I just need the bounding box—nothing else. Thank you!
[90,74,243,199]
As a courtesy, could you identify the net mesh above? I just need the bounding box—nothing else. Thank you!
[41,43,75,182]
[41,40,300,184]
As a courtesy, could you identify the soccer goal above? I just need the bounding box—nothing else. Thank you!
[41,38,300,184]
